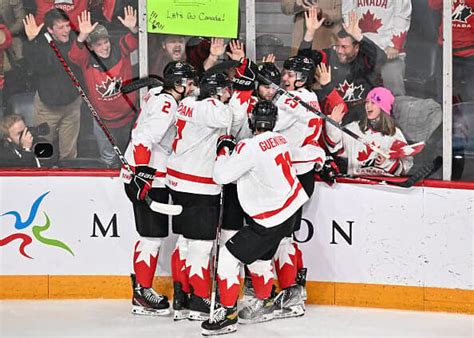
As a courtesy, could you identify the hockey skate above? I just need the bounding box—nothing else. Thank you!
[238,297,274,324]
[201,305,238,336]
[173,282,189,321]
[130,274,170,316]
[272,284,305,319]
[296,268,308,301]
[188,293,211,321]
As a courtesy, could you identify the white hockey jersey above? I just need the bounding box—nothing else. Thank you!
[342,0,412,52]
[274,88,326,175]
[166,91,250,195]
[213,131,309,228]
[324,120,413,176]
[121,87,177,188]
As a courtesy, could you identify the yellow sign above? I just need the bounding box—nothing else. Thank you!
[147,0,239,38]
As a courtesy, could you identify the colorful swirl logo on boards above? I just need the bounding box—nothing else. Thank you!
[0,192,74,259]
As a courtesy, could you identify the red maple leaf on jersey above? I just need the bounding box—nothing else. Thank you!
[391,31,408,52]
[357,144,375,162]
[133,143,151,166]
[358,10,383,34]
[389,140,425,159]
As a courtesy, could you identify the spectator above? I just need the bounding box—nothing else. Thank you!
[149,35,226,77]
[149,34,186,77]
[31,0,115,32]
[0,0,26,61]
[342,0,412,96]
[281,0,342,54]
[0,113,39,167]
[300,8,386,124]
[23,9,82,162]
[324,87,413,176]
[0,23,12,114]
[69,7,138,167]
[429,0,474,102]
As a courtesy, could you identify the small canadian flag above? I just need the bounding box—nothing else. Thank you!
[389,140,425,159]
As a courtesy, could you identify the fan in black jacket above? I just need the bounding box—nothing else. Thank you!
[0,114,39,168]
[298,8,387,125]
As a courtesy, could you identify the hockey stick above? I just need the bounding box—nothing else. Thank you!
[253,64,391,159]
[121,75,163,94]
[44,33,182,216]
[208,115,235,322]
[339,156,442,188]
[120,61,241,94]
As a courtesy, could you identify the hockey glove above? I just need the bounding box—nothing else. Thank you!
[316,156,340,185]
[130,165,155,201]
[216,135,237,156]
[232,58,257,91]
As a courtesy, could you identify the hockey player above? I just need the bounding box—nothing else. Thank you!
[271,55,326,319]
[166,61,253,321]
[121,61,198,316]
[201,100,309,336]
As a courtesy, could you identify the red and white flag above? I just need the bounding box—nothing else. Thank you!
[389,140,425,159]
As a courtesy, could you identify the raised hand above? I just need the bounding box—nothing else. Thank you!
[210,38,226,57]
[78,11,97,35]
[23,14,44,41]
[262,53,276,63]
[305,6,325,33]
[118,6,138,33]
[316,63,331,86]
[329,103,346,124]
[342,11,363,42]
[226,39,245,61]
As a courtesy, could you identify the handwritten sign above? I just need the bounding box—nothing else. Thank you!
[147,0,239,38]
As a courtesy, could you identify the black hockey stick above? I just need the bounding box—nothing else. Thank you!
[44,33,182,216]
[208,187,225,323]
[252,62,392,159]
[341,157,442,188]
[120,61,241,94]
[121,75,164,94]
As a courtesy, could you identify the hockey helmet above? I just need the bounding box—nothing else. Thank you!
[257,62,281,86]
[249,100,278,132]
[163,61,197,88]
[198,72,232,99]
[283,56,315,86]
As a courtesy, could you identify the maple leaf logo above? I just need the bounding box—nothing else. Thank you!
[96,76,122,99]
[389,140,425,159]
[337,80,364,102]
[452,4,473,23]
[391,31,408,51]
[359,10,383,33]
[357,143,375,162]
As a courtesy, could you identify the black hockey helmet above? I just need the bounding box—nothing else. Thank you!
[198,72,232,99]
[283,56,315,86]
[250,100,278,132]
[162,61,197,88]
[257,62,281,86]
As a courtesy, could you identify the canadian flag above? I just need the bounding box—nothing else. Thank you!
[389,140,425,159]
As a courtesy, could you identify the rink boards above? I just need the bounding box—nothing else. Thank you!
[0,173,472,314]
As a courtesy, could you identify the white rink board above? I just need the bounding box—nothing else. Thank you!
[0,177,473,291]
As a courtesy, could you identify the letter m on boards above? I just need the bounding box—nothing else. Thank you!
[91,214,119,237]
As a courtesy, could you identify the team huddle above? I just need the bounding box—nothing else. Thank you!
[119,40,406,335]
